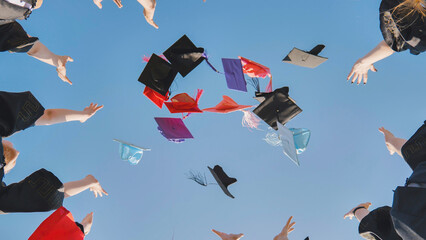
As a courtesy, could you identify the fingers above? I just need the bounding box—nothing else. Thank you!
[57,70,73,85]
[114,0,123,8]
[212,229,222,236]
[362,73,368,85]
[66,56,74,63]
[370,65,377,72]
[101,187,108,196]
[146,18,159,29]
[95,1,102,8]
[288,228,295,233]
[347,68,355,82]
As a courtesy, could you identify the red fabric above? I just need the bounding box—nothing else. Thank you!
[203,95,252,113]
[143,86,169,109]
[29,207,85,240]
[238,56,272,92]
[164,89,204,114]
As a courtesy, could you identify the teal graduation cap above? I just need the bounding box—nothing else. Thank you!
[113,139,151,165]
[290,128,311,154]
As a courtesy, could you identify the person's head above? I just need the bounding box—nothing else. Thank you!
[2,140,20,174]
[394,0,426,19]
[34,0,43,9]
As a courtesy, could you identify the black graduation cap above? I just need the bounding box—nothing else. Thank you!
[283,45,328,68]
[138,54,178,96]
[305,237,309,240]
[208,165,237,199]
[252,87,302,130]
[163,35,205,77]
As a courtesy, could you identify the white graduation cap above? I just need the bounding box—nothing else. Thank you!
[277,123,300,166]
[113,139,151,165]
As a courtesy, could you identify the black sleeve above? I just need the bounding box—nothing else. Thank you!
[0,21,38,53]
[75,222,85,235]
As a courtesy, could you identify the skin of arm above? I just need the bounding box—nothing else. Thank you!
[347,40,395,85]
[26,41,74,85]
[34,103,103,126]
[63,175,108,198]
[344,202,372,222]
[379,127,407,158]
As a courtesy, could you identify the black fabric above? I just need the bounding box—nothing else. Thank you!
[252,87,302,130]
[358,206,402,240]
[0,0,35,23]
[401,121,426,170]
[75,222,85,235]
[163,35,205,77]
[390,162,426,240]
[0,168,64,213]
[138,54,178,96]
[0,137,4,185]
[380,0,426,55]
[0,91,45,137]
[0,21,38,52]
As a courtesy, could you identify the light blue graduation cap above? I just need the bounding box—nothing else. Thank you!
[289,128,311,154]
[113,139,151,165]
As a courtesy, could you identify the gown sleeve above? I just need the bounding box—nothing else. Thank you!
[0,21,38,53]
[0,91,45,137]
[0,168,64,213]
[358,206,402,240]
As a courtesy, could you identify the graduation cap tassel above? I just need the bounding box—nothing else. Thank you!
[142,54,168,63]
[264,130,283,147]
[186,171,208,186]
[241,109,261,130]
[202,52,223,74]
[247,77,260,92]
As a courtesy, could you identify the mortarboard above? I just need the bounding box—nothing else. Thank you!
[113,139,151,165]
[305,237,310,240]
[222,58,247,92]
[239,56,272,92]
[290,128,311,154]
[283,45,328,68]
[163,35,205,77]
[138,54,178,96]
[208,165,237,199]
[155,117,194,142]
[203,95,252,113]
[164,89,204,114]
[253,86,302,130]
[143,86,169,109]
[278,123,300,166]
[29,207,85,240]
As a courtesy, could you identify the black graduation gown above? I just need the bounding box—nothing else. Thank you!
[0,0,38,53]
[380,0,426,55]
[359,121,426,239]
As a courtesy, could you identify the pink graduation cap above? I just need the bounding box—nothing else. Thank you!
[164,89,204,114]
[239,56,272,92]
[155,117,194,143]
[203,96,261,129]
[222,58,247,92]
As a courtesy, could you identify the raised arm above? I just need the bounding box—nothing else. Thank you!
[63,175,108,198]
[27,41,74,85]
[378,127,407,158]
[273,216,296,240]
[137,0,158,29]
[347,40,395,85]
[344,202,372,222]
[34,103,103,126]
[211,229,244,240]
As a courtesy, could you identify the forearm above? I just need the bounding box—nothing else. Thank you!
[355,209,370,222]
[358,41,394,65]
[390,137,408,158]
[137,0,155,9]
[35,109,87,126]
[63,175,96,198]
[27,41,61,67]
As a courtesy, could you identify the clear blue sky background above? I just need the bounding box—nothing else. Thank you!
[1,0,425,239]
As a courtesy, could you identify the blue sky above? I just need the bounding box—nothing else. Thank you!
[1,0,426,239]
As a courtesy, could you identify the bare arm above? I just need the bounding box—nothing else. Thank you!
[34,103,103,126]
[347,40,395,85]
[27,41,74,85]
[379,127,407,158]
[63,175,108,198]
[344,202,372,222]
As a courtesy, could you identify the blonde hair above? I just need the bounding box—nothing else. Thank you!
[394,0,426,18]
[2,143,18,165]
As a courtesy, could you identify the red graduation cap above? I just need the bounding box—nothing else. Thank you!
[29,207,85,240]
[203,95,252,113]
[239,56,272,92]
[164,89,203,114]
[143,86,169,109]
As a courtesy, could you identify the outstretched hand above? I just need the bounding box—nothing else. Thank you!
[343,202,371,220]
[347,60,377,85]
[142,0,159,29]
[56,56,74,85]
[212,229,244,240]
[379,127,398,155]
[80,103,104,123]
[86,175,108,198]
[81,212,94,235]
[93,0,122,9]
[274,216,296,240]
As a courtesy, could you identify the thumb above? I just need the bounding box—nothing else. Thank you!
[370,65,377,72]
